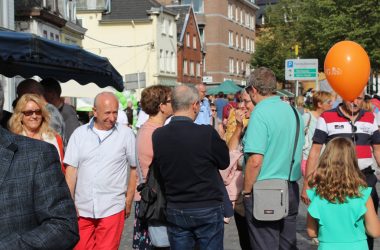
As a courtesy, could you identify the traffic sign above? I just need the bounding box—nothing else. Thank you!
[285,59,318,80]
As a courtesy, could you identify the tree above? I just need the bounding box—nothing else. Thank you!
[252,0,380,83]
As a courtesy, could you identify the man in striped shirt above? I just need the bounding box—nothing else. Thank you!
[301,91,380,250]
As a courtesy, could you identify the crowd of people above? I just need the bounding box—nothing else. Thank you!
[0,67,380,250]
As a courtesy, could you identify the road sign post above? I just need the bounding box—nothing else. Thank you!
[285,59,319,95]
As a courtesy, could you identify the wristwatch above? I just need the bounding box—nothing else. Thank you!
[241,190,252,196]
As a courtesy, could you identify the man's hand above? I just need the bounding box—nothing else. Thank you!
[301,183,310,205]
[125,202,133,219]
[301,144,323,205]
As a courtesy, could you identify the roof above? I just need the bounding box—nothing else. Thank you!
[101,0,175,21]
[166,5,191,42]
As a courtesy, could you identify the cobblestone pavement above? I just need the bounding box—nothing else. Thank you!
[120,181,380,250]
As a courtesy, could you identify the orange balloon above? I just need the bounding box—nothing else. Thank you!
[324,41,370,101]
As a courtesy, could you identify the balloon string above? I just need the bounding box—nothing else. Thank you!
[351,103,356,145]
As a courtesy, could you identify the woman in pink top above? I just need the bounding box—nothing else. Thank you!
[128,85,172,250]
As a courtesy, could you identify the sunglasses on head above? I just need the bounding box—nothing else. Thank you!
[22,109,42,116]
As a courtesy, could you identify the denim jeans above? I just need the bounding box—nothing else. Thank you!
[165,205,224,250]
[244,182,299,250]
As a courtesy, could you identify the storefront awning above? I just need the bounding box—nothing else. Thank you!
[0,31,123,91]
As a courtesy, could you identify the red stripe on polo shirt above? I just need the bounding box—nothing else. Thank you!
[321,111,346,123]
[355,145,372,159]
[359,112,375,123]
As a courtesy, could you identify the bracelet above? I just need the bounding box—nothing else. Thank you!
[241,190,252,196]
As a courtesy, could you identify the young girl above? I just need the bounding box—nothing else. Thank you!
[306,137,380,250]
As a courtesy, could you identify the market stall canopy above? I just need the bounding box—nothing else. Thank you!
[206,80,242,95]
[0,31,124,91]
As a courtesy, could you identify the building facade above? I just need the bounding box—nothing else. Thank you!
[168,6,203,85]
[158,0,258,85]
[0,0,15,111]
[77,0,178,92]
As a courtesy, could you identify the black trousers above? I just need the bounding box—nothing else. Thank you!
[362,167,379,250]
[243,182,299,250]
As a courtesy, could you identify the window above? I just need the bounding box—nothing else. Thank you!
[229,58,234,74]
[55,34,59,41]
[235,7,239,22]
[246,37,250,52]
[240,35,244,50]
[171,52,175,73]
[241,61,245,72]
[250,16,255,30]
[169,20,173,36]
[183,60,188,75]
[236,60,239,75]
[160,50,164,72]
[199,27,205,44]
[165,51,169,72]
[228,31,233,47]
[235,33,239,49]
[193,35,197,49]
[245,13,250,26]
[196,63,201,77]
[251,39,255,52]
[228,4,233,19]
[182,0,204,13]
[161,18,166,34]
[246,62,250,75]
[190,61,195,76]
[240,10,243,24]
[43,30,48,38]
[50,32,54,40]
[186,33,190,47]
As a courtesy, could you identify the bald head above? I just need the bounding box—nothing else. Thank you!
[172,85,199,112]
[93,92,119,130]
[94,92,118,108]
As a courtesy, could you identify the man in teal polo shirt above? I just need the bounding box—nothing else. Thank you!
[241,67,304,250]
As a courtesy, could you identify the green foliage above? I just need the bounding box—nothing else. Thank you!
[251,0,380,82]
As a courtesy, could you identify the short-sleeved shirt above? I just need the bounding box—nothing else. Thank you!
[313,106,380,170]
[195,97,211,125]
[307,187,371,250]
[214,98,228,120]
[64,119,136,218]
[243,96,304,181]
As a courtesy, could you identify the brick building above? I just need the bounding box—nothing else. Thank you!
[158,0,259,85]
[168,6,203,85]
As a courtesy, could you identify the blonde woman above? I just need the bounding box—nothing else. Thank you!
[302,91,333,176]
[8,94,64,172]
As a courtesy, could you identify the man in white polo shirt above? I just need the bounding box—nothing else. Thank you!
[64,92,136,250]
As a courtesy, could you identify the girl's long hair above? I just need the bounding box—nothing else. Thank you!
[308,137,367,203]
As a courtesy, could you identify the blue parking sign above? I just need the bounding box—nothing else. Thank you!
[287,61,294,68]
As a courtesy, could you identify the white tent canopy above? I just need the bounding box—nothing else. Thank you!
[60,80,117,98]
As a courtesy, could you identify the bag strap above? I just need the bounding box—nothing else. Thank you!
[288,106,300,181]
[135,131,144,184]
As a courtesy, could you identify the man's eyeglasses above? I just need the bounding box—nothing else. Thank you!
[211,109,217,112]
[22,109,42,116]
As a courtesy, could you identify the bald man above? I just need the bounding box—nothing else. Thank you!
[64,92,136,250]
